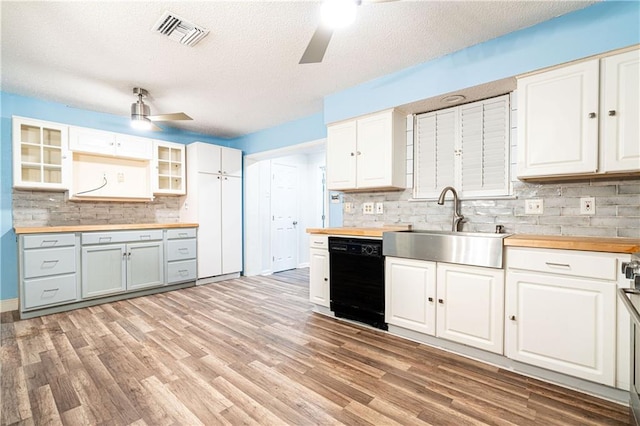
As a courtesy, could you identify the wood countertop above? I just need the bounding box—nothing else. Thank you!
[14,223,199,234]
[505,234,640,254]
[306,226,411,238]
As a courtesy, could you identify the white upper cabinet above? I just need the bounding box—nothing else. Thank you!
[601,49,640,172]
[517,48,639,179]
[326,109,406,191]
[414,95,510,199]
[69,126,153,160]
[13,116,71,191]
[153,140,185,195]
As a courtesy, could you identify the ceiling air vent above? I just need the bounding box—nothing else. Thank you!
[152,11,209,47]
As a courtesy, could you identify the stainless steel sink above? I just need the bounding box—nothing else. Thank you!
[382,230,510,269]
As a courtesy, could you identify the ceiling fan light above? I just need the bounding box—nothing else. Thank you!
[131,115,153,130]
[321,0,357,29]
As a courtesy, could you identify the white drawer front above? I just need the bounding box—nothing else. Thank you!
[23,233,76,249]
[167,239,197,261]
[23,247,76,279]
[309,235,328,249]
[23,275,77,309]
[82,230,163,245]
[167,260,197,283]
[166,228,197,239]
[506,247,617,281]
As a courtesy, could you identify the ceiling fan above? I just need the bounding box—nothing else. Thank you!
[299,0,398,64]
[130,87,192,131]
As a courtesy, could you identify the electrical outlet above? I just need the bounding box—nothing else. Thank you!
[375,202,384,215]
[525,199,544,215]
[363,202,374,215]
[580,197,596,215]
[344,202,353,213]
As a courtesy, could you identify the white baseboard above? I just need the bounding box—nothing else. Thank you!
[297,262,310,268]
[0,298,19,313]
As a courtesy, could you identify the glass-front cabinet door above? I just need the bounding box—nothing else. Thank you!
[13,117,70,190]
[154,140,185,195]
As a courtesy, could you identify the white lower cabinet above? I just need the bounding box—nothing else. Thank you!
[385,257,504,354]
[385,257,436,335]
[436,263,505,354]
[505,247,618,386]
[309,236,330,307]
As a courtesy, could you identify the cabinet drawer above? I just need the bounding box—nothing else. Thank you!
[23,233,76,249]
[167,260,197,284]
[166,228,197,239]
[309,235,328,249]
[167,239,196,261]
[23,247,76,279]
[23,274,77,309]
[82,230,163,245]
[507,247,617,281]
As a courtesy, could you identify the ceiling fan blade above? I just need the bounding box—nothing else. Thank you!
[299,25,334,64]
[148,112,193,121]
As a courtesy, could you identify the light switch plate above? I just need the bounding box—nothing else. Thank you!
[344,202,354,213]
[580,197,596,215]
[375,202,384,215]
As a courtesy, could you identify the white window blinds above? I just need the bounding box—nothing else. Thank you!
[414,94,510,199]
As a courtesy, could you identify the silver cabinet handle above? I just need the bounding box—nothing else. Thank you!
[178,233,188,238]
[545,262,571,269]
[356,151,362,155]
[140,234,151,240]
[178,248,189,253]
[41,239,58,246]
[99,236,112,243]
[588,112,597,118]
[608,110,616,116]
[41,259,59,264]
[42,288,59,293]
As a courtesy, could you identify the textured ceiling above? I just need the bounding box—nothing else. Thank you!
[1,1,595,138]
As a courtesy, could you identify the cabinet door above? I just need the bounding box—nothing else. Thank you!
[326,120,357,190]
[517,60,599,178]
[601,49,640,173]
[356,112,394,189]
[13,117,70,190]
[436,264,504,354]
[154,141,186,195]
[309,248,329,307]
[82,244,126,298]
[221,176,242,274]
[127,241,164,290]
[69,127,116,157]
[385,257,436,335]
[115,134,153,160]
[196,173,222,278]
[192,142,222,174]
[221,147,242,177]
[505,271,615,385]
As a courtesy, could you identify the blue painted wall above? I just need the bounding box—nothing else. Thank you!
[0,92,231,301]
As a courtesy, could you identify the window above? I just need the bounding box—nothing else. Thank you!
[414,94,511,199]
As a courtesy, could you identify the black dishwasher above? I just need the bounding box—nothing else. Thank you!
[329,237,386,330]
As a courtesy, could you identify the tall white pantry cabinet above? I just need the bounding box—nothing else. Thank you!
[181,142,243,283]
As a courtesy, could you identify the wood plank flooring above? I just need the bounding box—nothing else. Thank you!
[1,268,631,425]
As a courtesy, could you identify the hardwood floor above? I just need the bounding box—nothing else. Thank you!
[1,268,631,425]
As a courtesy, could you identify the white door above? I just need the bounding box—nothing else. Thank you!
[326,121,357,190]
[127,241,164,290]
[517,59,599,178]
[356,112,392,188]
[602,49,640,172]
[385,257,437,336]
[82,244,126,298]
[197,173,222,278]
[221,175,243,274]
[271,162,298,273]
[309,248,329,307]
[436,263,504,354]
[505,271,616,385]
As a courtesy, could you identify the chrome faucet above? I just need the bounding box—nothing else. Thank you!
[437,186,464,232]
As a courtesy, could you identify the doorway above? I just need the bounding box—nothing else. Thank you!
[271,162,298,273]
